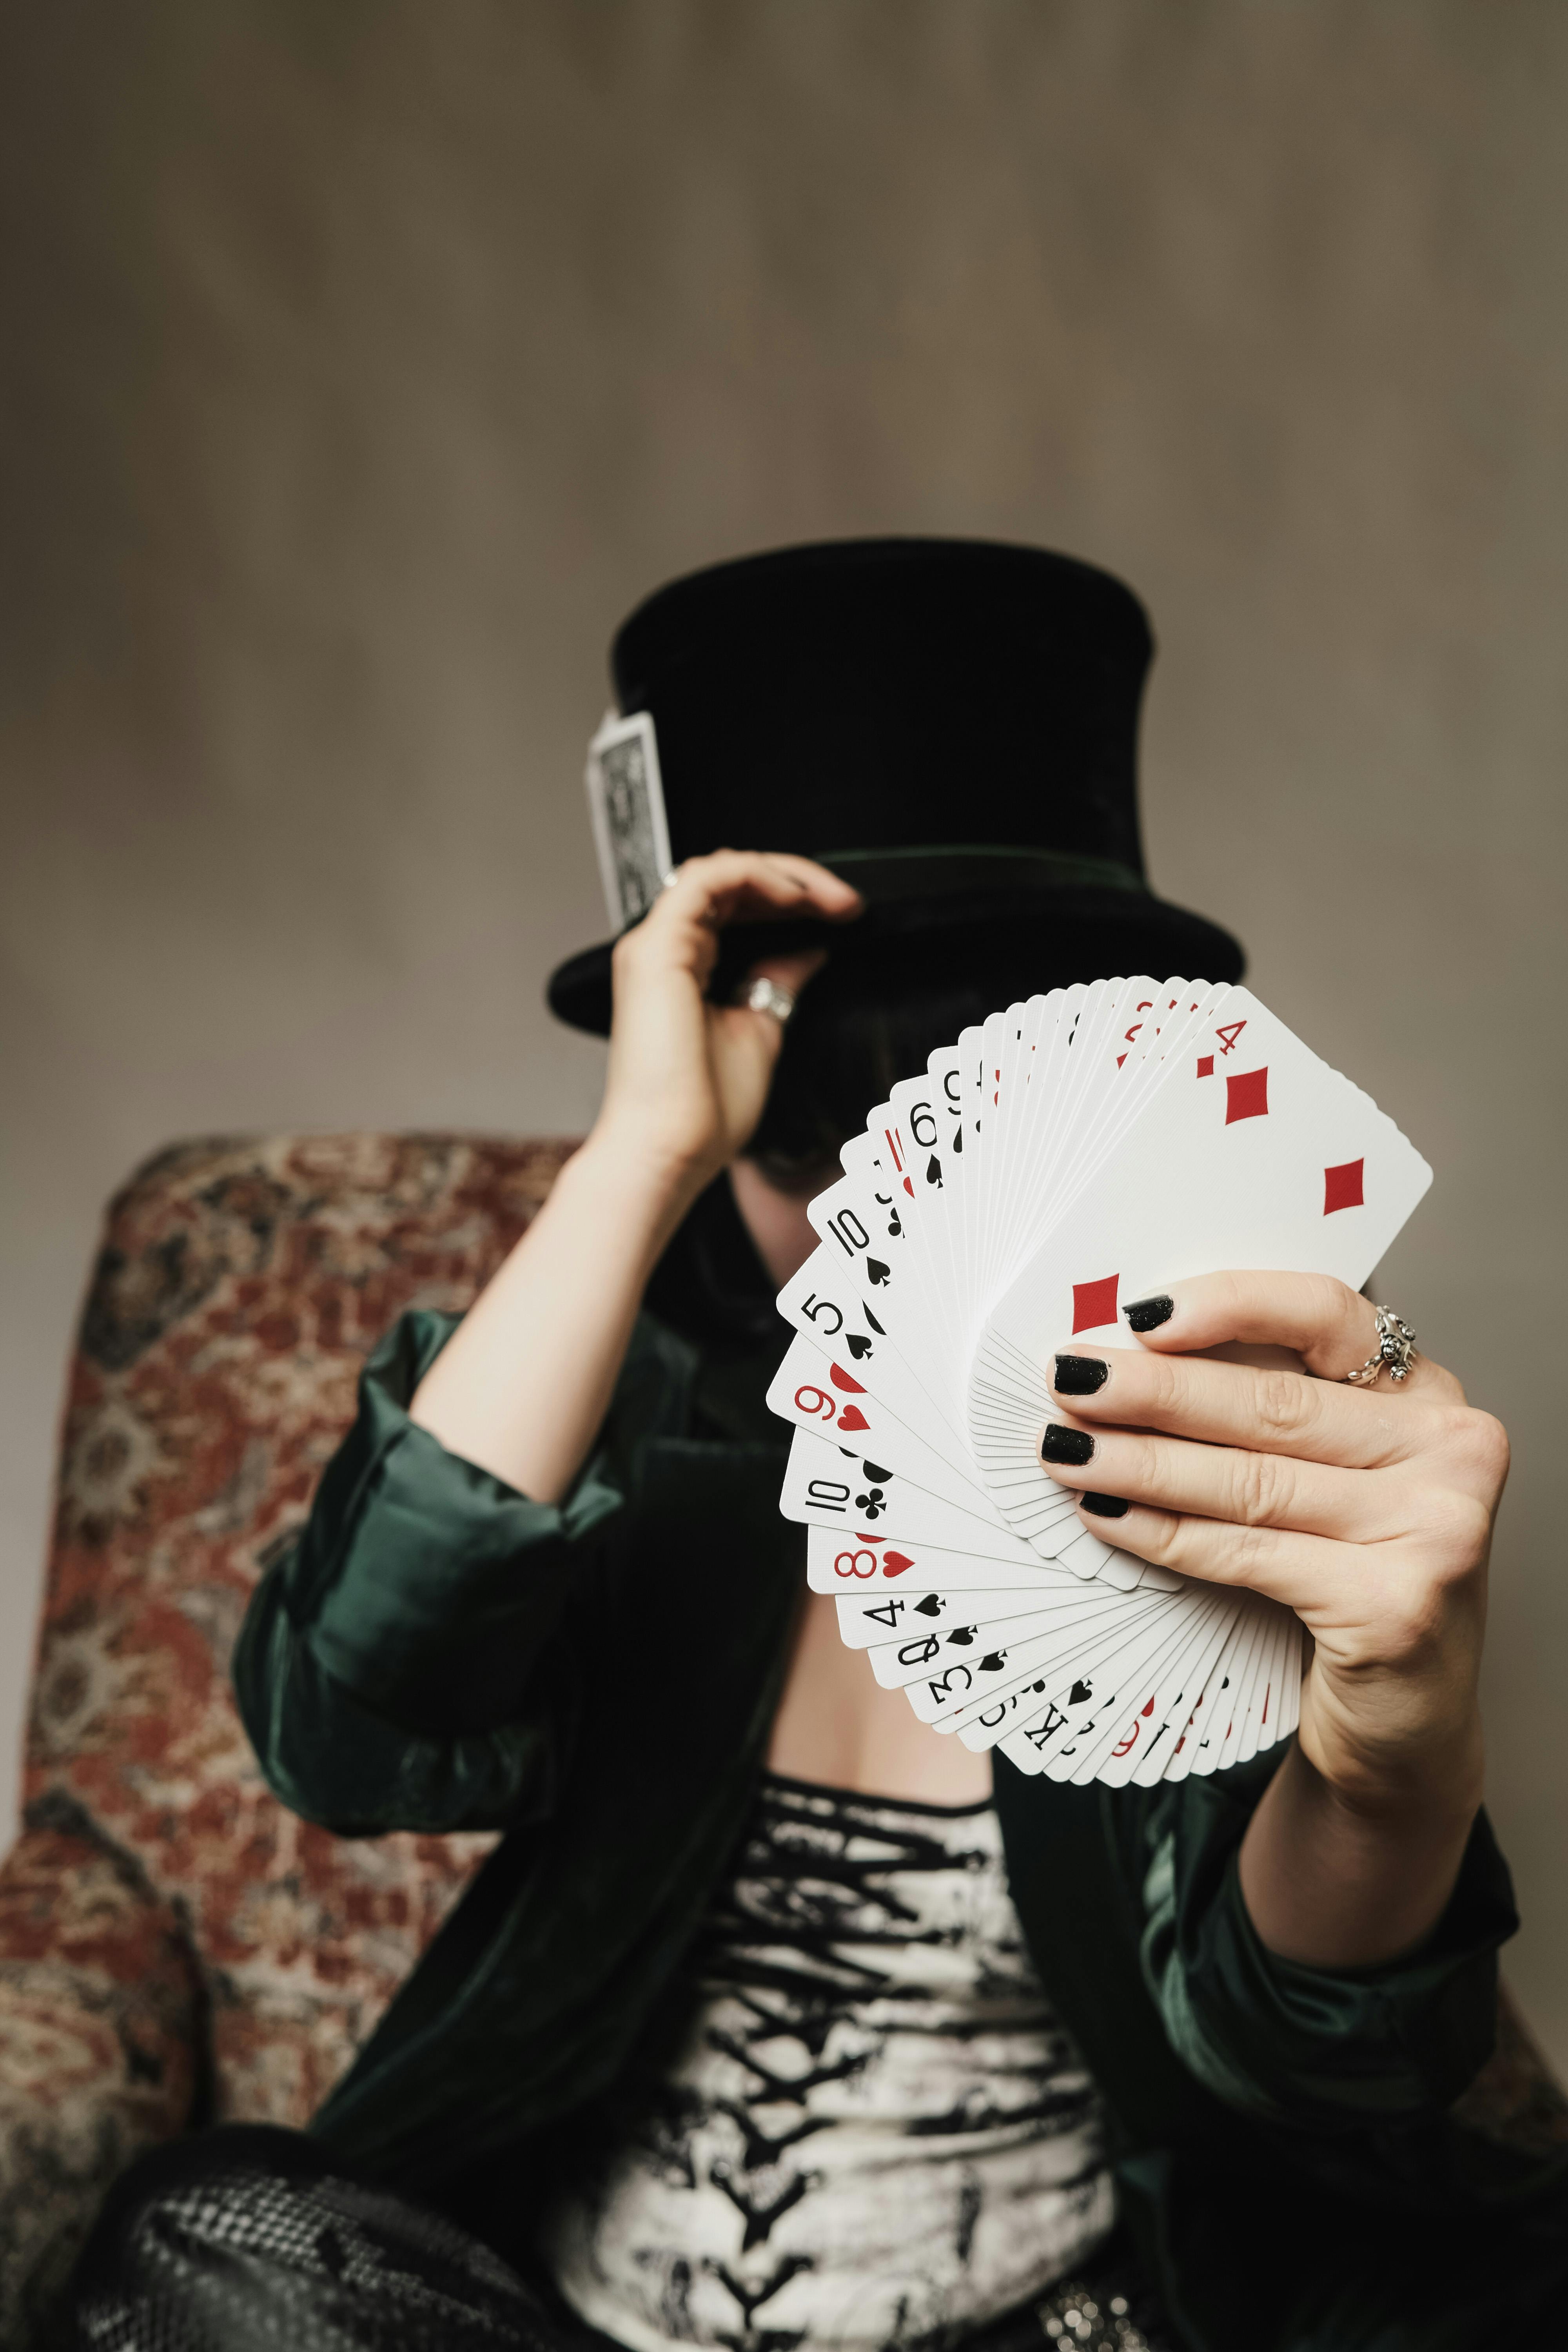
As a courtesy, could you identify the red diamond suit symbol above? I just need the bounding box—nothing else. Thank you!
[1072,1274,1120,1333]
[1225,1067,1270,1123]
[1323,1158,1365,1214]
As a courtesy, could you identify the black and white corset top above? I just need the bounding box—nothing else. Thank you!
[538,1773,1115,2352]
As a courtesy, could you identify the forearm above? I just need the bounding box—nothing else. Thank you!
[1239,1728,1483,1969]
[409,1124,699,1502]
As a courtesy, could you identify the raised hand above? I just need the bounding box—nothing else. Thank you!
[601,850,862,1188]
[1041,1272,1505,1964]
[410,851,859,1506]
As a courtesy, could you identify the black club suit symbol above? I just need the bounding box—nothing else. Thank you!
[855,1488,885,1519]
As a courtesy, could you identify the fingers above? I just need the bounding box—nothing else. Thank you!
[1117,1270,1460,1396]
[1042,1412,1408,1541]
[1086,1483,1491,1669]
[661,849,864,930]
[614,853,862,1002]
[1044,1342,1443,1470]
[742,946,830,1004]
[718,949,830,1063]
[1069,1498,1345,1616]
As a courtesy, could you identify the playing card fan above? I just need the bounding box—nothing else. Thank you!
[768,980,1431,1790]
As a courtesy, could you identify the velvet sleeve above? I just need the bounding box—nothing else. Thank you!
[1130,1759,1547,2201]
[232,1306,686,1838]
[1140,1763,1514,2117]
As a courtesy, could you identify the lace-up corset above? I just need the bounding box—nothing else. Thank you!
[539,1773,1114,2352]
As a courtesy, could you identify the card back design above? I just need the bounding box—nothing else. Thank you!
[584,710,674,931]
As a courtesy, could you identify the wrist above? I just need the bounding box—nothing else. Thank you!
[1241,1727,1484,1968]
[1297,1711,1485,1835]
[570,1118,716,1238]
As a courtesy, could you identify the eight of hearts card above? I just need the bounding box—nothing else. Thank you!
[765,979,1432,1789]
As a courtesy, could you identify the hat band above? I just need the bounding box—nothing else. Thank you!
[815,844,1147,902]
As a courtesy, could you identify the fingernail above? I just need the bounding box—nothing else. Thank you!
[1081,1492,1130,1520]
[1041,1423,1095,1468]
[1053,1353,1109,1396]
[1124,1294,1174,1333]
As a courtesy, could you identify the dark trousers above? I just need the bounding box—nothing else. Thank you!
[60,2125,1172,2352]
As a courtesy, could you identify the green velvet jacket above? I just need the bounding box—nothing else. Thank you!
[234,1308,1564,2352]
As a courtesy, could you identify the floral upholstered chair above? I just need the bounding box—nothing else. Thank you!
[0,1134,573,2339]
[1,1131,1564,2346]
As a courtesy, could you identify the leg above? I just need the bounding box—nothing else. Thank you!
[64,2123,564,2352]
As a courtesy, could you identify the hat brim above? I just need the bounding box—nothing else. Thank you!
[546,883,1245,1036]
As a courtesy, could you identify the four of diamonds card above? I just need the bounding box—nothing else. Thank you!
[766,980,1432,1789]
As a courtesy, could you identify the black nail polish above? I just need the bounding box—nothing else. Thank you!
[1081,1492,1130,1520]
[1053,1353,1109,1396]
[1124,1294,1174,1333]
[1041,1423,1095,1468]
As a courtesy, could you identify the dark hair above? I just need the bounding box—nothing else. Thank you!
[744,934,1111,1181]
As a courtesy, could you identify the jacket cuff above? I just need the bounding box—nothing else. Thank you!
[1149,1785,1519,2129]
[287,1308,623,1727]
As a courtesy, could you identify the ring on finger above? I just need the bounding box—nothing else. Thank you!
[1342,1303,1417,1387]
[735,975,796,1024]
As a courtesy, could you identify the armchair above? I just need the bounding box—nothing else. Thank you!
[0,1133,572,2336]
[0,1129,1561,2343]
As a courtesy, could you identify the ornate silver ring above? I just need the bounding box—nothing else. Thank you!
[1343,1304,1418,1387]
[736,975,796,1024]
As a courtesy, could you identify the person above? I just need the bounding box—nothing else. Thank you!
[62,544,1568,2352]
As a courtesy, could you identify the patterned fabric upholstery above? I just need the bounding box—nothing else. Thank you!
[0,1134,576,2338]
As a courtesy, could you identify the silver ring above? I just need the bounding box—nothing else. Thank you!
[1343,1304,1418,1387]
[736,975,795,1024]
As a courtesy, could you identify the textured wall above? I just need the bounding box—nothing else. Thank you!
[3,2,1566,2055]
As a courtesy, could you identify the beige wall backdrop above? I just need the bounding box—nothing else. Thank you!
[4,1,1567,2053]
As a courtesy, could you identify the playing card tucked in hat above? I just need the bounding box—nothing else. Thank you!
[547,537,1244,1033]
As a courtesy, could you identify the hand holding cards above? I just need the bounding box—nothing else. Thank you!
[767,978,1432,1790]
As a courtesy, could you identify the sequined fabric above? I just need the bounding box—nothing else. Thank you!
[68,2127,561,2352]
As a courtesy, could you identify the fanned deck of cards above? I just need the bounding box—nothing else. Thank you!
[766,980,1432,1788]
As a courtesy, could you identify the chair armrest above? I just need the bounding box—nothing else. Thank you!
[0,1824,201,2345]
[1450,1974,1568,2165]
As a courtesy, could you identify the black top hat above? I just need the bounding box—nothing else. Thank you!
[546,537,1243,1032]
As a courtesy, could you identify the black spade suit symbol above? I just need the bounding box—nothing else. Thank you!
[860,1461,893,1483]
[866,1258,890,1286]
[1069,1679,1093,1705]
[845,1333,872,1360]
[915,1595,943,1617]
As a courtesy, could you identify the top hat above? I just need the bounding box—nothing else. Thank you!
[546,537,1243,1033]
